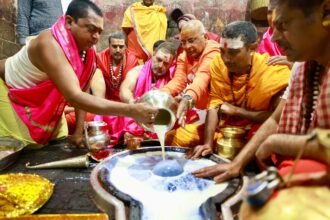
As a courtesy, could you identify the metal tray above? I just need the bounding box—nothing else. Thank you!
[0,137,25,171]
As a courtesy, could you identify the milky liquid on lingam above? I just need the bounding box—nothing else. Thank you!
[153,124,167,160]
[109,151,228,220]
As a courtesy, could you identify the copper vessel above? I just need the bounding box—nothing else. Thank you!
[217,127,246,160]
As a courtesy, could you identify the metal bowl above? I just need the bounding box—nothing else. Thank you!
[137,90,178,132]
[0,137,25,171]
[90,147,242,220]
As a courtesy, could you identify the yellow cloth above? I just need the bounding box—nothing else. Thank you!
[240,186,330,220]
[209,52,290,109]
[166,53,291,148]
[122,2,167,59]
[0,79,67,147]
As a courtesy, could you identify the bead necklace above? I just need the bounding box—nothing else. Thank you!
[109,60,123,89]
[80,50,86,63]
[229,70,251,108]
[303,61,324,133]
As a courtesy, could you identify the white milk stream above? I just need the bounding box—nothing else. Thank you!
[153,125,168,160]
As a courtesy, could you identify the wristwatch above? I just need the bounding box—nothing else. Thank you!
[183,95,195,109]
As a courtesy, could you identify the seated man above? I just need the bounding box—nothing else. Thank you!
[122,0,167,63]
[95,41,177,145]
[161,20,220,128]
[175,14,220,43]
[92,31,139,101]
[0,0,157,147]
[67,31,139,140]
[258,0,293,69]
[170,21,290,150]
[193,0,330,184]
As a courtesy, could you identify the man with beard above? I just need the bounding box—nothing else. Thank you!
[66,32,139,140]
[239,1,330,217]
[171,21,290,151]
[193,0,330,187]
[92,42,177,146]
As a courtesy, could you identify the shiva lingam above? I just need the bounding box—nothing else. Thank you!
[90,147,242,220]
[84,121,109,153]
[216,127,246,160]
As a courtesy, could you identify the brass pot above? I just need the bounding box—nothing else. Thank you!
[217,127,246,160]
[137,90,178,132]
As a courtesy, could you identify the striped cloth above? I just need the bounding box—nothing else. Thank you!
[277,62,330,134]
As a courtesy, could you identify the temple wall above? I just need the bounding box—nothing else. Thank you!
[0,0,251,58]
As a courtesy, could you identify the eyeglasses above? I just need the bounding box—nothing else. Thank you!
[181,34,204,47]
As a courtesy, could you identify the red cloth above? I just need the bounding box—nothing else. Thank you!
[65,112,95,135]
[278,62,330,134]
[134,59,171,98]
[7,16,96,144]
[278,159,327,177]
[275,62,330,175]
[97,49,139,101]
[257,27,285,56]
[206,32,220,43]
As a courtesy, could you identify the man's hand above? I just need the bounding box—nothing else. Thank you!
[192,161,242,183]
[220,102,238,116]
[186,144,213,160]
[131,103,159,124]
[176,98,189,127]
[68,134,85,148]
[267,56,293,69]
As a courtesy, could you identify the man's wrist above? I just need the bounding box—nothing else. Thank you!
[183,95,195,109]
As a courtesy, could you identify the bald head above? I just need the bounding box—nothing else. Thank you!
[180,20,206,36]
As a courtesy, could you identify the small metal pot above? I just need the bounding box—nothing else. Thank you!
[137,90,178,132]
[84,121,109,153]
[217,127,246,160]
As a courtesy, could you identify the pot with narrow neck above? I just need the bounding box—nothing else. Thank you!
[217,127,246,160]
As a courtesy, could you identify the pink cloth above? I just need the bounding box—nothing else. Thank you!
[134,59,171,98]
[98,59,172,147]
[258,27,285,56]
[7,16,96,144]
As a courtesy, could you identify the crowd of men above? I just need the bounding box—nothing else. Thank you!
[1,0,330,217]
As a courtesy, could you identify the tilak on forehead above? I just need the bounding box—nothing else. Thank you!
[220,37,245,50]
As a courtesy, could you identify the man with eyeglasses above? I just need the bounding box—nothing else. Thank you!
[167,21,290,155]
[162,20,219,132]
